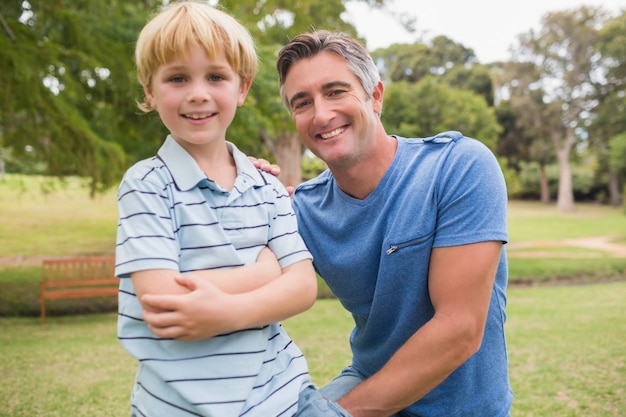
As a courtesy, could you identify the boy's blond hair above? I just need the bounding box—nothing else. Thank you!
[135,1,258,112]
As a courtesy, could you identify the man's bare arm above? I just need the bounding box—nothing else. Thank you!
[337,241,502,417]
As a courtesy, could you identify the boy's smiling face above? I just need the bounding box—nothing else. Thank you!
[145,45,251,152]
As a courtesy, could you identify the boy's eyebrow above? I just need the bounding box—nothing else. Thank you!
[288,81,353,109]
[160,62,232,72]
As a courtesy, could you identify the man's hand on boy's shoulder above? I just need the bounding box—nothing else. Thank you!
[249,156,280,177]
[249,156,295,196]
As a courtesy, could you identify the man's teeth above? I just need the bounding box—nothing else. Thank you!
[320,127,345,139]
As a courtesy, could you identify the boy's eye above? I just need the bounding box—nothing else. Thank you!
[170,75,186,83]
[209,74,224,82]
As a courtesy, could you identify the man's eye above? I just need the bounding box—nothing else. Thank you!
[293,100,311,110]
[329,89,346,97]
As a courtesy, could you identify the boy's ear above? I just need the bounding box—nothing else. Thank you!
[237,78,253,106]
[143,85,156,109]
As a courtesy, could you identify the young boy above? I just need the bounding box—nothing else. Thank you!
[115,3,347,416]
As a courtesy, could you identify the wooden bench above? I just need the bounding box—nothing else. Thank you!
[40,256,118,323]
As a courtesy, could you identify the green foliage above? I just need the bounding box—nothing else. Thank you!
[498,157,522,198]
[381,77,500,150]
[0,1,161,194]
[508,257,626,285]
[517,161,600,201]
[301,152,328,181]
[609,132,626,175]
[372,36,494,105]
[0,266,117,317]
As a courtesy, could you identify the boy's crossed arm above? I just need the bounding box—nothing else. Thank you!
[132,247,317,341]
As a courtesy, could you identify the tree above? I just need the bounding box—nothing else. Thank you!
[371,36,494,106]
[0,0,406,192]
[514,7,610,211]
[0,0,162,195]
[589,11,626,206]
[381,77,500,152]
[495,61,560,203]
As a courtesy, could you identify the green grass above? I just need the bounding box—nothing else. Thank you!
[508,257,626,285]
[507,200,626,242]
[0,175,117,257]
[1,283,624,417]
[1,174,626,415]
[2,174,626,258]
[505,282,626,416]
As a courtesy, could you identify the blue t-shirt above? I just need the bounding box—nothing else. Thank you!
[116,136,313,417]
[293,131,513,416]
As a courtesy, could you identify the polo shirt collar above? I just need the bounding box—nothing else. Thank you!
[157,135,267,191]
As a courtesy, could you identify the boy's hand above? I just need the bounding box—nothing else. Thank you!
[141,276,241,340]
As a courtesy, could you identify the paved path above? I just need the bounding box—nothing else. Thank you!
[507,235,626,258]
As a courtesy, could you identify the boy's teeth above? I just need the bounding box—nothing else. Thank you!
[187,114,210,119]
[320,127,345,139]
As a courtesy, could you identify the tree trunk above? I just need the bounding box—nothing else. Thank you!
[555,129,576,212]
[274,134,302,188]
[539,163,550,203]
[261,129,302,188]
[608,170,621,207]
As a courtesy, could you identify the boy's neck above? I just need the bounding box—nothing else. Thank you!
[184,140,237,191]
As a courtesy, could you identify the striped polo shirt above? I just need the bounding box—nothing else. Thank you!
[115,136,313,417]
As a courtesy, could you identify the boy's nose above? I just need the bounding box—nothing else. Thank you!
[188,81,210,102]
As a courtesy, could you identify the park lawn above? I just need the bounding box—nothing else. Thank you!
[0,175,117,257]
[1,282,625,417]
[507,200,626,242]
[1,174,625,415]
[2,174,626,258]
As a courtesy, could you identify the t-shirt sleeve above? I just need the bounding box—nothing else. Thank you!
[115,170,179,278]
[264,175,313,269]
[432,138,509,248]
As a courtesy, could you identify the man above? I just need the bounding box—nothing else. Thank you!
[274,30,512,417]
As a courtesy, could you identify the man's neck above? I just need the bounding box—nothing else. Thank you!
[332,135,397,200]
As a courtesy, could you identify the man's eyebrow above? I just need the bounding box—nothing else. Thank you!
[288,81,354,109]
[321,81,352,91]
[289,91,309,109]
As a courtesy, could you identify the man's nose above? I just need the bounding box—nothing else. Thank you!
[313,100,334,126]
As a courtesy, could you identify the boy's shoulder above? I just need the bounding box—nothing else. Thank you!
[123,155,166,180]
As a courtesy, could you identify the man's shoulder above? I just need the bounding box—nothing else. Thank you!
[399,131,494,160]
[399,131,472,146]
[294,169,333,194]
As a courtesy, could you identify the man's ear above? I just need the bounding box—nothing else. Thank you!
[372,80,384,114]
